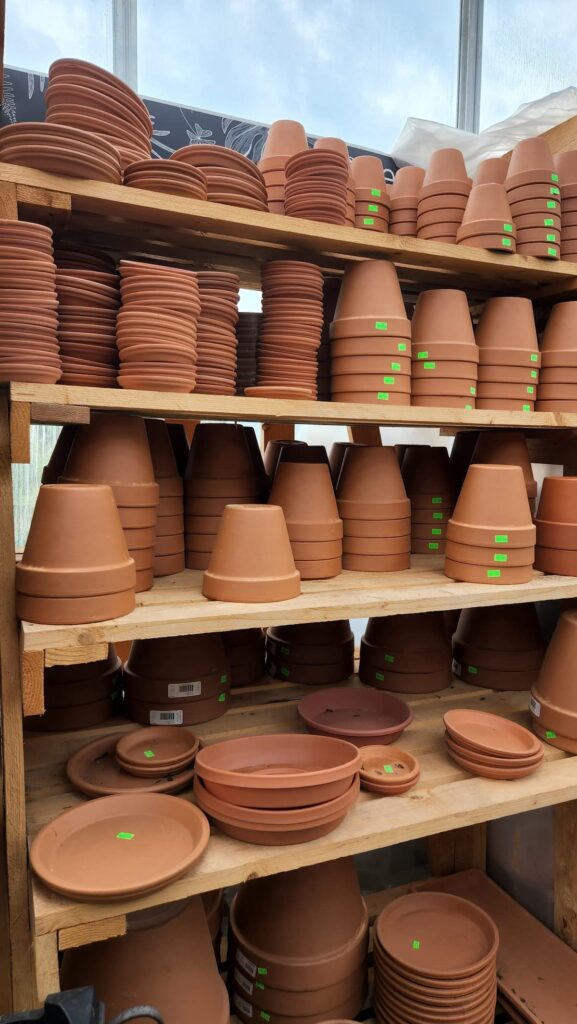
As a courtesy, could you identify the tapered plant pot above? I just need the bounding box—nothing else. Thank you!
[541,302,577,365]
[145,418,180,480]
[421,148,469,191]
[390,166,425,203]
[476,297,539,364]
[474,158,508,185]
[448,464,535,546]
[455,604,544,668]
[260,120,308,165]
[506,137,556,189]
[471,431,537,498]
[350,155,389,196]
[185,422,256,484]
[269,460,342,541]
[411,289,475,346]
[202,504,300,601]
[126,632,229,681]
[61,412,158,507]
[535,477,577,548]
[401,445,455,503]
[331,260,409,335]
[363,612,450,673]
[531,610,577,743]
[336,446,409,520]
[456,183,514,241]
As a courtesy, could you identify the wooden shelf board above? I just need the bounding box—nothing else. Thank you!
[20,557,577,655]
[24,677,576,938]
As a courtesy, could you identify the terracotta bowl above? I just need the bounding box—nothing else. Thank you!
[297,686,413,746]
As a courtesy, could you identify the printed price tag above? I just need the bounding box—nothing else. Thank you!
[377,392,390,401]
[548,247,558,257]
[432,512,444,520]
[431,528,442,536]
[486,569,501,578]
[467,665,478,675]
[529,696,541,717]
[452,657,462,677]
[363,217,375,226]
[234,970,254,997]
[167,681,201,698]
[375,321,388,331]
[237,950,257,978]
[544,218,554,226]
[530,370,537,379]
[546,730,557,739]
[149,710,184,725]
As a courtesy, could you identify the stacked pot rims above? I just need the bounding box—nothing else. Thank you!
[0,121,123,183]
[25,646,121,732]
[117,261,200,392]
[0,220,61,383]
[284,147,349,224]
[145,419,185,577]
[374,890,498,1024]
[115,726,200,777]
[444,708,544,779]
[235,312,261,394]
[194,734,361,844]
[61,413,159,592]
[336,446,411,571]
[229,860,368,1021]
[330,260,412,405]
[46,58,152,170]
[56,265,120,387]
[475,297,540,411]
[223,628,265,687]
[268,447,343,580]
[534,476,577,576]
[123,634,231,726]
[258,119,309,214]
[351,155,391,232]
[411,289,478,409]
[360,613,452,693]
[314,137,355,226]
[417,148,471,243]
[530,610,577,753]
[444,463,536,585]
[253,260,323,398]
[170,144,268,211]
[193,271,240,395]
[452,604,545,691]
[389,166,425,236]
[470,430,537,511]
[401,445,455,554]
[184,424,261,570]
[456,182,516,252]
[505,137,561,258]
[555,150,577,260]
[124,159,208,199]
[265,620,354,686]
[537,301,577,411]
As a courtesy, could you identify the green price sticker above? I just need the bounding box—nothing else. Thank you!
[384,653,395,663]
[547,200,558,209]
[544,218,554,226]
[546,730,557,739]
[546,233,557,242]
[363,217,375,225]
[487,569,501,578]
[428,542,439,550]
[368,204,379,212]
[531,370,537,379]
[469,385,476,395]
[257,967,268,976]
[384,765,394,774]
[260,1013,271,1022]
[465,405,473,410]
[431,528,442,536]
[433,512,444,520]
[531,353,539,362]
[281,645,290,655]
[377,391,390,401]
[417,350,428,359]
[494,553,508,562]
[527,385,534,394]
[116,832,135,840]
[218,692,227,702]
[424,361,436,370]
[522,404,531,411]
[495,534,509,544]
[467,665,478,675]
[220,673,228,684]
[548,247,558,256]
[375,320,388,331]
[398,342,407,351]
[371,187,381,197]
[143,750,155,759]
[503,223,513,232]
[280,666,290,678]
[551,172,559,182]
[432,496,443,504]
[550,186,560,195]
[376,671,385,682]
[412,940,421,950]
[502,237,512,247]
[256,982,265,991]
[391,361,401,371]
[383,375,396,384]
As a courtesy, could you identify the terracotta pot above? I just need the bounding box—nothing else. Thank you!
[401,445,454,500]
[411,289,475,346]
[471,431,536,497]
[359,655,450,693]
[411,359,477,381]
[202,505,300,602]
[123,664,227,703]
[478,363,538,384]
[450,463,533,540]
[126,632,228,681]
[535,476,577,543]
[363,612,450,668]
[445,538,533,567]
[474,158,508,185]
[61,412,158,507]
[336,446,409,520]
[506,137,555,189]
[266,654,352,685]
[457,182,513,235]
[476,398,534,411]
[477,381,536,401]
[453,603,544,662]
[444,557,533,584]
[343,516,410,539]
[531,610,577,743]
[331,260,409,333]
[343,535,410,555]
[475,296,539,365]
[342,551,410,571]
[126,690,230,727]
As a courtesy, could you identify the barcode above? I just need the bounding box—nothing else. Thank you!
[149,709,184,725]
[160,712,176,720]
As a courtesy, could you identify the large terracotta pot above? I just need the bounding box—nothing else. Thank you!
[269,459,342,542]
[535,476,577,547]
[331,260,409,334]
[411,289,475,346]
[471,431,537,498]
[531,610,577,745]
[454,604,544,665]
[126,632,229,681]
[203,504,301,601]
[61,412,158,506]
[475,297,539,364]
[336,446,409,520]
[448,464,535,544]
[401,445,455,503]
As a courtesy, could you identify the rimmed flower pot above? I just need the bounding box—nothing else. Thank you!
[454,603,545,668]
[331,260,409,335]
[471,431,537,498]
[343,515,410,538]
[185,422,255,484]
[126,631,228,681]
[411,359,477,380]
[448,464,535,546]
[412,341,479,363]
[505,137,556,190]
[61,412,158,507]
[474,158,508,185]
[336,446,409,520]
[444,557,533,584]
[420,147,469,193]
[202,505,300,602]
[363,612,450,669]
[411,289,475,346]
[475,297,539,365]
[268,460,342,541]
[445,538,534,567]
[401,445,455,502]
[125,691,230,726]
[478,363,538,384]
[541,301,577,365]
[530,610,577,745]
[535,476,577,547]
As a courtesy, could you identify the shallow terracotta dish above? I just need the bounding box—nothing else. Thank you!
[66,735,196,797]
[447,745,542,780]
[297,687,413,746]
[360,745,420,794]
[445,733,543,770]
[116,726,199,770]
[194,773,359,825]
[444,709,542,758]
[30,793,210,899]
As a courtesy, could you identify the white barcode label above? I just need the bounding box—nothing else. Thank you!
[236,948,257,978]
[167,681,201,698]
[149,710,184,725]
[233,994,252,1017]
[452,657,462,678]
[234,969,253,996]
[529,696,541,717]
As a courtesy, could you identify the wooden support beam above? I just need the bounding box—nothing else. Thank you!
[0,179,17,219]
[30,403,90,426]
[9,401,30,464]
[21,650,44,718]
[554,800,577,950]
[58,915,127,951]
[261,422,295,450]
[427,824,487,876]
[16,184,71,235]
[33,933,59,1005]
[44,642,109,668]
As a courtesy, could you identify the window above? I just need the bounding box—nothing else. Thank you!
[5,0,113,74]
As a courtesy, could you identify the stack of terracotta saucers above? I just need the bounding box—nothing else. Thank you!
[456,182,516,252]
[298,687,413,747]
[25,645,121,732]
[351,155,391,232]
[194,733,361,845]
[235,312,261,394]
[66,730,196,798]
[117,260,200,392]
[530,610,577,752]
[330,260,412,406]
[389,166,425,236]
[505,137,561,258]
[374,891,499,1024]
[264,620,354,686]
[46,57,152,170]
[336,445,411,571]
[228,861,368,1022]
[184,424,261,571]
[555,150,577,260]
[359,613,452,693]
[223,628,265,686]
[258,119,309,214]
[170,144,268,211]
[444,708,544,779]
[0,220,61,383]
[402,445,455,555]
[475,296,540,411]
[314,137,355,226]
[123,159,208,199]
[417,148,471,243]
[268,446,343,580]
[253,260,323,399]
[54,243,116,273]
[145,419,185,578]
[444,463,535,585]
[452,604,545,691]
[284,148,349,224]
[0,121,122,183]
[195,271,240,395]
[115,726,199,777]
[470,430,537,512]
[537,301,577,411]
[56,266,120,387]
[123,634,231,726]
[534,476,577,576]
[359,745,420,795]
[61,412,159,592]
[410,289,478,410]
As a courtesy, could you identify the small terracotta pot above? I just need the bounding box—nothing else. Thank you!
[332,260,408,327]
[202,505,300,602]
[531,610,577,745]
[444,556,533,584]
[506,137,555,189]
[421,147,469,189]
[411,289,475,346]
[336,446,409,520]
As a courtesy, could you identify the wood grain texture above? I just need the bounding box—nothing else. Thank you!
[21,651,44,717]
[33,933,59,1005]
[44,643,109,668]
[58,915,127,951]
[30,403,90,426]
[9,401,30,464]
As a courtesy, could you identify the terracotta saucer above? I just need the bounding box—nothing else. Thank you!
[297,686,413,746]
[444,708,542,758]
[445,733,543,769]
[359,745,420,793]
[194,773,359,825]
[447,745,541,780]
[66,735,196,797]
[116,726,200,769]
[245,385,316,399]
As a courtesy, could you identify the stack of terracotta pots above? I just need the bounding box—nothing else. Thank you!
[330,260,411,406]
[123,634,231,725]
[0,121,123,183]
[530,609,577,752]
[25,645,121,732]
[471,431,537,511]
[475,296,540,411]
[145,419,185,577]
[255,260,323,399]
[359,613,451,692]
[194,270,240,395]
[555,150,577,260]
[258,119,309,214]
[0,220,61,384]
[16,483,136,624]
[318,277,340,401]
[203,504,301,602]
[184,424,261,571]
[389,166,425,236]
[61,897,229,1024]
[329,441,355,484]
[534,476,577,576]
[314,138,355,226]
[444,463,536,584]
[417,148,471,243]
[235,312,261,394]
[336,445,411,571]
[474,157,508,186]
[505,137,561,258]
[56,265,120,387]
[284,147,349,225]
[410,289,478,409]
[402,445,455,554]
[46,58,153,169]
[456,182,516,252]
[223,628,265,686]
[537,301,577,411]
[268,446,342,580]
[452,604,545,691]
[265,620,354,686]
[116,261,200,392]
[171,144,268,211]
[61,412,159,592]
[123,158,208,199]
[228,860,368,1021]
[350,155,391,232]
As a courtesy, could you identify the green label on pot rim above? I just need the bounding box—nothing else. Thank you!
[550,186,560,195]
[412,940,421,950]
[280,666,290,678]
[220,673,228,684]
[377,392,390,400]
[546,233,557,242]
[364,217,375,225]
[256,982,265,990]
[544,218,555,226]
[391,362,401,371]
[368,204,379,212]
[260,1013,271,1022]
[531,352,539,361]
[431,528,442,536]
[116,832,135,840]
[376,671,385,681]
[431,496,443,504]
[469,386,476,395]
[487,569,501,578]
[531,369,537,378]
[143,750,155,759]
[552,172,559,182]
[383,375,395,384]
[371,187,381,196]
[546,730,557,739]
[495,534,509,543]
[375,320,388,330]
[428,542,439,550]
[548,247,558,256]
[384,764,394,773]
[384,653,395,663]
[398,342,407,351]
[494,553,508,562]
[522,404,531,411]
[467,665,478,675]
[547,200,557,209]
[433,512,444,520]
[218,692,227,702]
[257,967,268,976]
[503,223,513,232]
[501,237,512,247]
[417,350,428,359]
[424,361,436,370]
[527,385,534,394]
